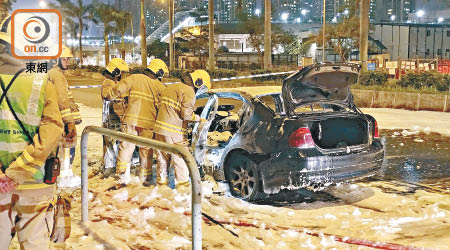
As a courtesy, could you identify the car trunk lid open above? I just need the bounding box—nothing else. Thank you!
[282,63,360,116]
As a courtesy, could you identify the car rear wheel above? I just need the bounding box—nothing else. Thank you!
[225,153,261,201]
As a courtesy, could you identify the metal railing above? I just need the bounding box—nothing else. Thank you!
[80,126,202,250]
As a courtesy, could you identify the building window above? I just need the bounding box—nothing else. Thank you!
[425,49,430,55]
[426,30,431,36]
[447,30,450,37]
[447,49,450,53]
[437,49,442,55]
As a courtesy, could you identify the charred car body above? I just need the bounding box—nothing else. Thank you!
[102,100,140,175]
[192,63,385,201]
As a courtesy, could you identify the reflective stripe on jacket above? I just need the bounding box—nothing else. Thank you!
[154,83,200,138]
[0,73,47,189]
[115,74,166,129]
[47,67,74,124]
[1,68,64,189]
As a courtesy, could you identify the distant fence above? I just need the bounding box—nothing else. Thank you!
[353,89,449,112]
[178,53,300,71]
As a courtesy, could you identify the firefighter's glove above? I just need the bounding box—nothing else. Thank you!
[65,122,77,140]
[0,173,17,193]
[50,194,72,243]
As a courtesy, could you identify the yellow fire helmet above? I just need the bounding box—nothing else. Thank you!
[0,15,12,44]
[190,69,211,90]
[60,45,73,58]
[147,58,169,80]
[0,14,33,44]
[106,58,129,76]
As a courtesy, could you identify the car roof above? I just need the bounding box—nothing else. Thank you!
[209,86,282,97]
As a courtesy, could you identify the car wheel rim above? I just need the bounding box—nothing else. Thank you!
[230,160,256,198]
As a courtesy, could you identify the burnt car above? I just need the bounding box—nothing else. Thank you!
[191,63,385,201]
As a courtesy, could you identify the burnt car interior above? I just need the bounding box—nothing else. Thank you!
[195,97,245,147]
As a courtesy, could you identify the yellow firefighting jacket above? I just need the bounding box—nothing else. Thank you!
[47,66,74,124]
[1,69,64,190]
[154,83,200,138]
[101,78,127,120]
[113,74,166,129]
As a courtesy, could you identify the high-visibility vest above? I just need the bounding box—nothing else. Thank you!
[0,73,46,180]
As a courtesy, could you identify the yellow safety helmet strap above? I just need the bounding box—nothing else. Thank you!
[194,78,203,88]
[147,59,168,80]
[150,68,165,79]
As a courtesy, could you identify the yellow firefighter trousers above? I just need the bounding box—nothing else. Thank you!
[116,124,154,177]
[155,134,190,185]
[0,185,55,250]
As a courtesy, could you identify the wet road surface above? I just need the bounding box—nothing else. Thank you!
[381,129,450,190]
[256,129,450,205]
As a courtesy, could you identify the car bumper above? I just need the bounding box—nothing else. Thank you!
[260,143,384,193]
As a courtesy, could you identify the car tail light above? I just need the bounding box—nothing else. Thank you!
[288,127,315,148]
[373,120,380,139]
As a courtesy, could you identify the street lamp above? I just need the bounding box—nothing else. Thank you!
[416,10,424,17]
[332,16,337,23]
[438,17,444,23]
[296,17,301,23]
[416,10,425,23]
[301,9,308,16]
[39,1,47,8]
[390,15,396,21]
[343,9,349,15]
[255,9,261,16]
[281,12,289,22]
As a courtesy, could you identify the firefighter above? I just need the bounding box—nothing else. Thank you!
[47,46,80,187]
[110,59,168,185]
[0,16,64,249]
[154,69,210,188]
[101,58,130,120]
[101,58,129,177]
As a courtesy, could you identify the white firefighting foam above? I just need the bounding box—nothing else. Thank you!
[8,105,450,250]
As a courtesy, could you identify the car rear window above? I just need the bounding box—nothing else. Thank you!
[195,97,244,115]
[258,95,277,112]
[294,103,347,113]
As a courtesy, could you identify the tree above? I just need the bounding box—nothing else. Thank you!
[244,16,265,68]
[178,9,209,67]
[179,26,209,67]
[54,0,93,65]
[264,0,272,70]
[243,17,289,68]
[313,2,360,61]
[92,3,116,66]
[63,17,78,56]
[140,0,147,67]
[272,28,296,54]
[147,40,168,59]
[0,0,15,21]
[114,11,132,60]
[284,38,311,56]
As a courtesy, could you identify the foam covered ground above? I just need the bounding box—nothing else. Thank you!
[8,105,450,250]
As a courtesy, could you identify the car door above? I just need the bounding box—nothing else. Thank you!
[191,94,218,167]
